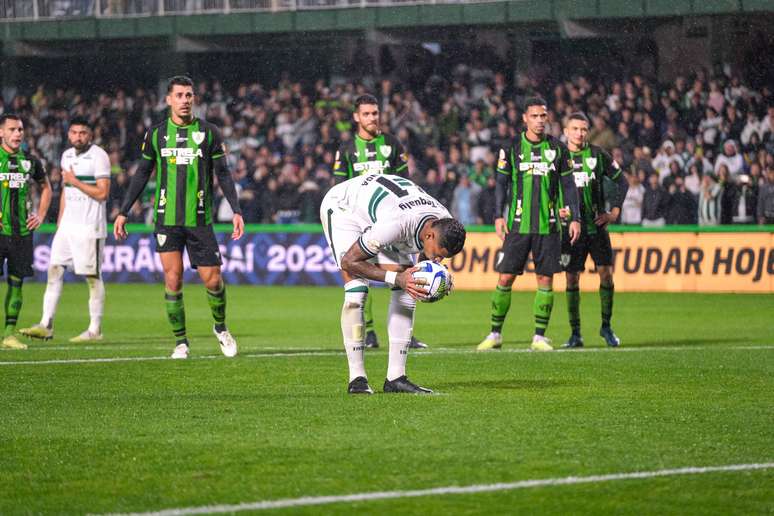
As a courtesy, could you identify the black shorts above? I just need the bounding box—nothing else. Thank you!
[561,228,614,273]
[0,234,34,278]
[496,232,561,276]
[154,225,222,269]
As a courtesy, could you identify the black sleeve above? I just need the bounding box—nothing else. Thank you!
[494,147,512,219]
[209,125,226,160]
[119,158,154,217]
[214,158,241,215]
[333,146,350,184]
[32,158,47,184]
[140,129,155,161]
[601,150,629,211]
[558,145,581,222]
[390,135,409,177]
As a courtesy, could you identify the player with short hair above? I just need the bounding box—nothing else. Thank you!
[477,97,581,352]
[113,75,244,359]
[20,117,111,342]
[0,114,52,350]
[333,94,428,350]
[560,112,628,348]
[321,173,466,394]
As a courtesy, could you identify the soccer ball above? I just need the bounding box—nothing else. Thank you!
[412,260,453,303]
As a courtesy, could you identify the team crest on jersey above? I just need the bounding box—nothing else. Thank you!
[585,157,597,170]
[20,160,31,172]
[379,145,392,157]
[157,234,167,246]
[192,131,205,145]
[543,149,556,162]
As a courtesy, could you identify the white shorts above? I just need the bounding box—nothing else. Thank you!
[50,230,105,276]
[320,193,413,269]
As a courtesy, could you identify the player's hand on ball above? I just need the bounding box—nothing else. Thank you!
[26,213,42,231]
[113,215,128,241]
[396,266,428,301]
[232,214,244,241]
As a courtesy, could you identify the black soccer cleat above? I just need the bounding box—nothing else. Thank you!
[365,330,379,349]
[562,334,584,349]
[383,375,433,394]
[600,326,621,348]
[348,376,374,395]
[409,336,429,349]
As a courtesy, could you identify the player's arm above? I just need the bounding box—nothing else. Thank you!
[595,151,629,228]
[29,159,51,231]
[62,149,110,202]
[494,147,513,240]
[57,186,65,226]
[390,137,409,178]
[558,147,581,244]
[210,126,244,241]
[116,130,156,240]
[340,243,425,300]
[333,148,352,184]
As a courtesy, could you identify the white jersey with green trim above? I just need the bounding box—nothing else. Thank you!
[60,144,111,238]
[329,173,451,257]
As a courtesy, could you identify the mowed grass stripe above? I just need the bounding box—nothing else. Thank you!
[105,462,774,515]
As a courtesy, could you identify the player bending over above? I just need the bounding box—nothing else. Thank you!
[114,76,244,359]
[320,173,466,394]
[21,118,110,342]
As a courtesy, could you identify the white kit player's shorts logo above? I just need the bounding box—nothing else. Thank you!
[157,234,167,246]
[192,131,205,145]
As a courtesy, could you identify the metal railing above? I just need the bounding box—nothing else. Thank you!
[1,0,486,18]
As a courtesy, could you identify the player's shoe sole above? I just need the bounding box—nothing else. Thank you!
[213,326,238,357]
[171,343,189,359]
[600,327,621,347]
[347,376,374,395]
[2,335,28,350]
[477,333,502,351]
[69,331,103,343]
[383,375,433,394]
[18,325,53,341]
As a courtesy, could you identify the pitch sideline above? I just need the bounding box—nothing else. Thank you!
[103,462,774,515]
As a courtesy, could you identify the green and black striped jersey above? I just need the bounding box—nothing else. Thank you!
[333,133,408,183]
[0,146,46,237]
[565,144,628,235]
[496,133,578,235]
[141,118,225,228]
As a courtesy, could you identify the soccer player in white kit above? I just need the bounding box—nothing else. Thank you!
[20,118,110,342]
[320,173,466,394]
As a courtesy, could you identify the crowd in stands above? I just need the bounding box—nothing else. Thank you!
[4,66,774,226]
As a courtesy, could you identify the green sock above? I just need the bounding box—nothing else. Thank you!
[600,283,614,328]
[164,289,187,342]
[567,287,581,336]
[4,275,23,337]
[206,282,227,332]
[364,289,374,332]
[534,287,554,336]
[490,285,512,333]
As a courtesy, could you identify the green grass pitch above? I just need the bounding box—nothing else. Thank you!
[1,283,772,514]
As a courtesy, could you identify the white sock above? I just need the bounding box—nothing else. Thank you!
[41,265,65,328]
[87,276,105,335]
[341,279,368,382]
[387,288,416,381]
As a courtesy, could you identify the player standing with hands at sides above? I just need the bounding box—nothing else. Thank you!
[333,94,428,350]
[0,114,51,349]
[559,113,628,348]
[321,173,466,394]
[477,97,580,352]
[113,76,244,359]
[20,118,110,343]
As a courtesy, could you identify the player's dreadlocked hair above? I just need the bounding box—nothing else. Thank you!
[433,218,466,257]
[523,96,548,111]
[167,75,194,93]
[568,111,590,125]
[354,94,379,111]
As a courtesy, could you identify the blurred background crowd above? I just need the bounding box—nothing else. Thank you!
[5,65,774,226]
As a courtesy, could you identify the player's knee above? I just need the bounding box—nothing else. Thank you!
[498,274,516,287]
[391,289,416,311]
[566,273,580,289]
[598,267,614,286]
[343,279,368,310]
[47,265,65,283]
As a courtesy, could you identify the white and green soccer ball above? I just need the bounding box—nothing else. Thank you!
[412,260,453,303]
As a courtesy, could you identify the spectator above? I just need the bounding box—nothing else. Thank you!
[757,165,774,224]
[451,174,482,225]
[477,175,497,224]
[714,140,745,177]
[699,174,722,226]
[666,176,697,224]
[621,173,645,225]
[642,173,669,226]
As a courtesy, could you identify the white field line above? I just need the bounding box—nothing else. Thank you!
[1,344,773,366]
[104,462,774,516]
